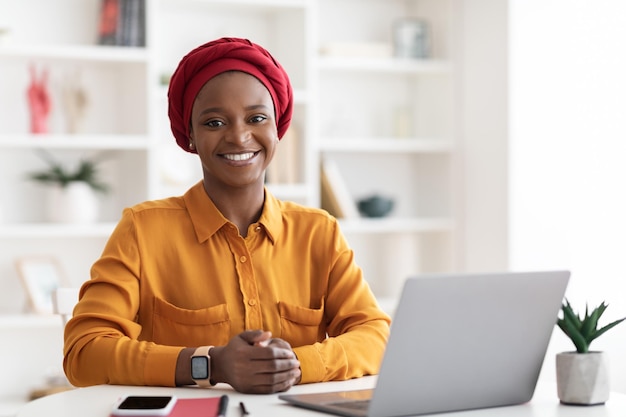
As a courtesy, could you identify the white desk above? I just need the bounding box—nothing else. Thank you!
[16,377,626,417]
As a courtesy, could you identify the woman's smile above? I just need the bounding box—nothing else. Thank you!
[222,151,258,162]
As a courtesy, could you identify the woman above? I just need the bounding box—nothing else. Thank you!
[63,37,390,394]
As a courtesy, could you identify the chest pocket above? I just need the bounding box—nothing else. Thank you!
[278,299,326,347]
[152,296,231,347]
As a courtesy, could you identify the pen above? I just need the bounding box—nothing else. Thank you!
[217,394,229,417]
[239,401,250,416]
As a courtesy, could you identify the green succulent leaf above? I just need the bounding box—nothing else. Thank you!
[557,298,625,354]
[558,313,589,353]
[27,150,110,194]
[591,317,626,342]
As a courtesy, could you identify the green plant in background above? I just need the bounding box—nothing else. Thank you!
[557,299,625,353]
[27,150,110,193]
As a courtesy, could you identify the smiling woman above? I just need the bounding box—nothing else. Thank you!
[62,37,390,396]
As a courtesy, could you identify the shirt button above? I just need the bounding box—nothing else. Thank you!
[248,299,257,306]
[240,256,247,263]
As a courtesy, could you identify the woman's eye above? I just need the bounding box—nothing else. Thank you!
[204,119,224,128]
[250,115,267,123]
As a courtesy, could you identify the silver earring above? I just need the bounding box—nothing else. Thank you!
[189,141,195,150]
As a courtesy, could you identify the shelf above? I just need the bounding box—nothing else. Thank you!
[0,134,151,150]
[317,56,452,74]
[320,138,454,153]
[0,44,148,63]
[338,217,453,234]
[0,314,61,329]
[0,223,117,239]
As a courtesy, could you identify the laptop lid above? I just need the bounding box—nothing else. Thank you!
[280,270,570,417]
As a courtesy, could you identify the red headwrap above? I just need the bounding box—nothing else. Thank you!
[167,37,293,153]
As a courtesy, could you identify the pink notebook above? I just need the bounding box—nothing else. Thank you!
[170,397,220,417]
[110,396,220,417]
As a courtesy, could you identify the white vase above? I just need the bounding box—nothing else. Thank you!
[46,182,99,224]
[556,351,610,405]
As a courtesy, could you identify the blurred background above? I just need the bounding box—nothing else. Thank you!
[0,0,625,414]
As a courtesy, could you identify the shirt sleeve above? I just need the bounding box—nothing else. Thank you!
[63,209,183,387]
[293,221,391,383]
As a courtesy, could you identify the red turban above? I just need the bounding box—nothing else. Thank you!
[167,37,293,153]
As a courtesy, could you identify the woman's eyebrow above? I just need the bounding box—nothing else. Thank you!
[198,104,272,116]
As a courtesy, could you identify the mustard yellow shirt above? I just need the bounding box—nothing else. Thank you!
[64,181,390,387]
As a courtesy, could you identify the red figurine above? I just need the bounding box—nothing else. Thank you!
[27,65,52,134]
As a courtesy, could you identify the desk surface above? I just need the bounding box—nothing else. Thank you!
[16,377,626,417]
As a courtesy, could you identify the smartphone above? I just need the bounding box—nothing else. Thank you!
[112,395,178,416]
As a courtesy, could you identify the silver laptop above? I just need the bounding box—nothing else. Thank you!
[280,270,570,417]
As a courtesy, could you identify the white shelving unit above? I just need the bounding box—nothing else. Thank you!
[0,0,315,406]
[316,0,458,297]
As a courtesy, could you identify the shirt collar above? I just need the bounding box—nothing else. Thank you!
[183,181,283,244]
[258,189,283,244]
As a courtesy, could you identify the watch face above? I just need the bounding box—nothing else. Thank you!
[191,356,209,380]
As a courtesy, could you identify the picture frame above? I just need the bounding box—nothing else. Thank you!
[15,256,66,314]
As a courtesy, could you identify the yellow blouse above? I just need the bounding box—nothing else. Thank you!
[63,181,390,387]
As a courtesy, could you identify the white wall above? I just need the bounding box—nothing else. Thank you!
[509,0,626,393]
[459,0,509,272]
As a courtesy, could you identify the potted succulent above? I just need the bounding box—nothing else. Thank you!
[556,299,625,405]
[28,151,109,224]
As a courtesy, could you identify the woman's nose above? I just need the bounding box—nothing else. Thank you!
[226,121,251,144]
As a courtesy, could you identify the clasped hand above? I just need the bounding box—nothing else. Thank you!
[211,330,301,394]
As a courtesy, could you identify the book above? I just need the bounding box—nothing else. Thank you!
[98,0,145,47]
[320,158,360,219]
[266,127,299,185]
[169,397,220,417]
[97,0,119,46]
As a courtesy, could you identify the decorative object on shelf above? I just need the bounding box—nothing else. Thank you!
[266,127,299,185]
[0,26,12,45]
[27,150,110,224]
[27,65,52,134]
[320,158,360,219]
[392,105,413,138]
[393,18,430,59]
[15,256,66,315]
[98,0,146,47]
[159,72,172,86]
[357,194,395,218]
[556,299,625,405]
[62,70,89,134]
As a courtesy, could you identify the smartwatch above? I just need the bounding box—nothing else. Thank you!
[190,346,213,387]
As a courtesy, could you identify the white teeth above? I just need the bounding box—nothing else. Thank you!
[224,152,254,161]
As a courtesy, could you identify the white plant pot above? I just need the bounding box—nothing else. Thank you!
[46,182,99,224]
[556,351,610,405]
